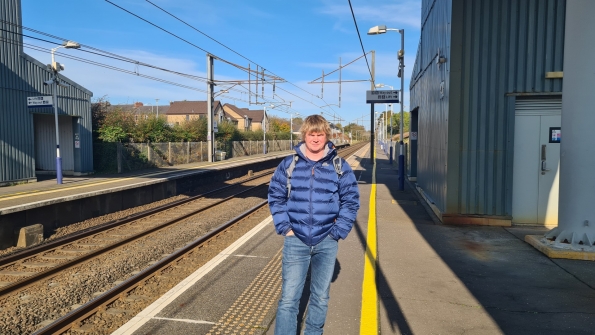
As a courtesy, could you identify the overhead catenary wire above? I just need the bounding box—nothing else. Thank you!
[347,0,375,87]
[2,13,337,115]
[109,0,336,110]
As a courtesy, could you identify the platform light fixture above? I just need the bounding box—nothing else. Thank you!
[47,40,81,184]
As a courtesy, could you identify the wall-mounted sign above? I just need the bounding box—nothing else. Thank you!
[549,127,561,143]
[366,90,399,103]
[27,96,53,108]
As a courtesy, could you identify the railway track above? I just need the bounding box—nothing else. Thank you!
[0,142,366,334]
[0,170,275,299]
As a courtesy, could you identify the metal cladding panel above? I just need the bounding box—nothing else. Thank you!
[456,0,565,216]
[410,0,452,213]
[0,0,93,183]
[411,0,565,216]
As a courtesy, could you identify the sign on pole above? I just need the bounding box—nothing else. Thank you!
[366,90,399,104]
[27,96,53,108]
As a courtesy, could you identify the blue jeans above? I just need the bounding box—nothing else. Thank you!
[275,235,338,335]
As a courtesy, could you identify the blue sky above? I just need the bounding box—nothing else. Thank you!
[22,0,421,129]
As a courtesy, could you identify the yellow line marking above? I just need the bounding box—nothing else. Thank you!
[360,144,378,334]
[0,156,263,203]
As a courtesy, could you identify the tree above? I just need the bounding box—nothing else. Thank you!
[97,106,135,142]
[132,115,172,143]
[291,117,303,133]
[215,120,241,141]
[268,115,290,133]
[390,111,411,135]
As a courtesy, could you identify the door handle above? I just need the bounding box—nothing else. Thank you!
[541,145,550,174]
[541,160,550,174]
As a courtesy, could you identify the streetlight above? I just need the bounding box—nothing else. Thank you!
[368,25,405,191]
[47,40,81,184]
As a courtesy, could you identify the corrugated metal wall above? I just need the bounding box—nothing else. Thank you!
[410,0,565,216]
[0,0,93,183]
[410,0,452,211]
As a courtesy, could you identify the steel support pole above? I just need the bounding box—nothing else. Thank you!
[545,0,595,245]
[370,103,374,162]
[398,30,405,191]
[52,74,63,184]
[263,106,267,154]
[207,55,214,162]
[389,103,393,164]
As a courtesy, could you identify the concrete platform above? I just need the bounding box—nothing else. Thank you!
[112,144,595,335]
[0,152,291,249]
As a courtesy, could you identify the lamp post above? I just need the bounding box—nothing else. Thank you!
[48,40,80,184]
[368,25,405,191]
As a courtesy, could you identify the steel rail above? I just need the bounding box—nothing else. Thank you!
[0,170,274,268]
[31,143,364,334]
[0,176,271,300]
[32,200,270,335]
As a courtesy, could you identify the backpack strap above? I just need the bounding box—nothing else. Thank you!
[332,156,343,176]
[285,155,299,198]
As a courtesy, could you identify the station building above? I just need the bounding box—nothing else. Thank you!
[409,0,565,226]
[0,0,94,185]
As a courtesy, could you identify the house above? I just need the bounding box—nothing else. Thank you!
[107,102,170,123]
[165,101,224,126]
[222,104,264,131]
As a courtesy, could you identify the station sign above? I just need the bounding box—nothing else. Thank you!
[366,90,399,104]
[27,96,53,108]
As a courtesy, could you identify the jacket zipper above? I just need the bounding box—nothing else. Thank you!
[309,163,315,246]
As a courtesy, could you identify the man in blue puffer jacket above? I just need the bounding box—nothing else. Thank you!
[268,114,360,335]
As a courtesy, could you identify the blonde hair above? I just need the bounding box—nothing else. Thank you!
[300,114,331,139]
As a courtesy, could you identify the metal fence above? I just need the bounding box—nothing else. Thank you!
[103,139,298,174]
[95,138,349,174]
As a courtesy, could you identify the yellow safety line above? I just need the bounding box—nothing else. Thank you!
[360,144,378,334]
[0,156,263,203]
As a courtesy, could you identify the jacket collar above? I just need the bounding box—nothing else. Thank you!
[295,141,336,162]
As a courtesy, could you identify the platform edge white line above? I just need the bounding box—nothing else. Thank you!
[111,215,273,335]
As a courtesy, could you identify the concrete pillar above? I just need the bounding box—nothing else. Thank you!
[546,0,595,246]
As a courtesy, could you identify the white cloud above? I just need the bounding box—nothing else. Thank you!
[319,0,421,30]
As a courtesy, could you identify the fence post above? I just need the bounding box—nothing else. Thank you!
[117,142,122,173]
[168,142,172,165]
[147,141,151,161]
[200,141,203,161]
[187,141,190,164]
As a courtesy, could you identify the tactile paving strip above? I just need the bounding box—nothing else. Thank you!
[206,248,283,335]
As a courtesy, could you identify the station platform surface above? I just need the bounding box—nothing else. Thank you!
[107,143,595,335]
[0,151,292,215]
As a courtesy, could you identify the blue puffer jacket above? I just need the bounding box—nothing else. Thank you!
[268,142,360,246]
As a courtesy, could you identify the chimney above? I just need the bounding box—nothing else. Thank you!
[134,102,144,108]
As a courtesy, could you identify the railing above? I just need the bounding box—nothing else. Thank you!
[94,138,350,174]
